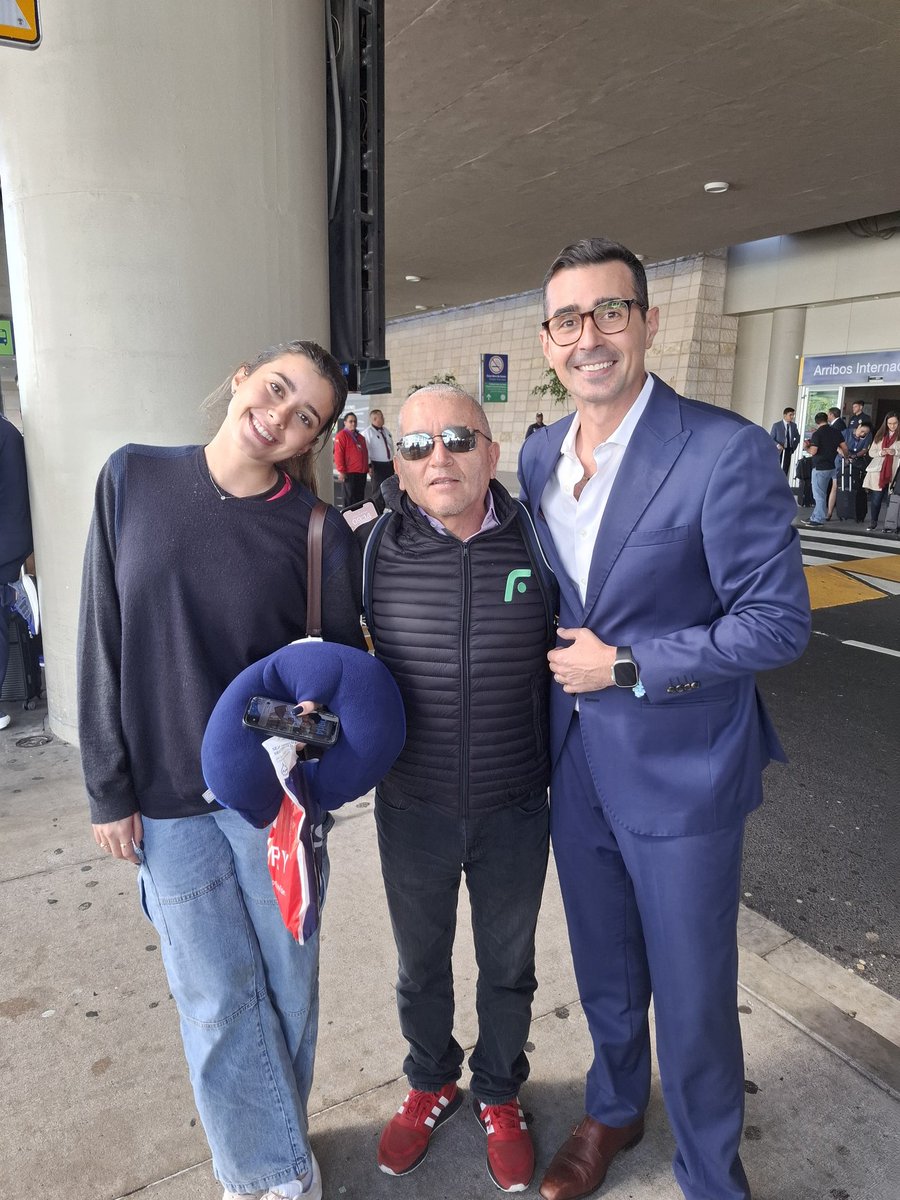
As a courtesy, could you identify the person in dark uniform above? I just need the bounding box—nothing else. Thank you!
[0,413,36,730]
[525,412,545,438]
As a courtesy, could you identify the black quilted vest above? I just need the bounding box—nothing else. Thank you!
[366,482,555,814]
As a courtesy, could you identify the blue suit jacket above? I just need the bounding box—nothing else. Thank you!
[518,376,810,837]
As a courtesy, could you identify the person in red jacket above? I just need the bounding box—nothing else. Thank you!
[333,411,369,507]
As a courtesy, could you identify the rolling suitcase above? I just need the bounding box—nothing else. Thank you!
[835,459,856,521]
[882,490,900,537]
[795,455,814,507]
[1,612,43,709]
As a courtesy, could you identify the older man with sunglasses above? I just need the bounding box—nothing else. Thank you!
[360,384,556,1193]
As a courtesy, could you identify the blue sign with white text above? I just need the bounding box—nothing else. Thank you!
[801,350,900,386]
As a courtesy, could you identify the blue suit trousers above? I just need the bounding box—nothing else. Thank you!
[552,717,751,1200]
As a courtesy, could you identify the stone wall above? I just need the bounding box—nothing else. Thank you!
[380,251,737,474]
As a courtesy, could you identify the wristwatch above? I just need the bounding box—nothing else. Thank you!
[611,646,640,689]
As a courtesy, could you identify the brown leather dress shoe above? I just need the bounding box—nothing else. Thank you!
[539,1114,644,1200]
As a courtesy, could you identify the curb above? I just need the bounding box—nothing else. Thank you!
[737,906,900,1099]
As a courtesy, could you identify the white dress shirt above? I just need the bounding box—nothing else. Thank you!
[364,424,394,462]
[542,375,653,605]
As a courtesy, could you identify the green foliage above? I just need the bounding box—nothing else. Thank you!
[530,367,569,407]
[407,372,460,397]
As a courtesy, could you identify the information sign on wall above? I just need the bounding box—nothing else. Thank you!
[481,353,508,404]
[0,319,14,357]
[800,350,900,387]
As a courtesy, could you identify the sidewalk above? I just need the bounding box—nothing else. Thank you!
[1,704,898,1200]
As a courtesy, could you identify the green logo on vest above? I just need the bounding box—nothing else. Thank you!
[504,568,532,602]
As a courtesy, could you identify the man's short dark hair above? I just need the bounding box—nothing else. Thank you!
[783,407,795,416]
[814,412,828,425]
[542,237,649,315]
[827,407,842,419]
[857,420,872,430]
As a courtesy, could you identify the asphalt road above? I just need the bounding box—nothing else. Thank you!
[746,536,899,999]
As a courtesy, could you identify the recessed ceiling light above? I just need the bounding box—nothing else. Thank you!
[405,274,422,282]
[414,304,428,311]
[703,181,730,194]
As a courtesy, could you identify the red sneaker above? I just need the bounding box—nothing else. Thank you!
[473,1097,535,1192]
[377,1082,462,1176]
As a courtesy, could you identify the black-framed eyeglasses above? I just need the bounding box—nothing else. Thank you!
[542,298,647,346]
[397,426,492,461]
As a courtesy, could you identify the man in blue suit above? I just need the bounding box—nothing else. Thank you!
[518,238,810,1200]
[769,406,801,475]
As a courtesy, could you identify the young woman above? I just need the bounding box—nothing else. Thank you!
[862,411,899,531]
[78,340,365,1200]
[332,411,368,507]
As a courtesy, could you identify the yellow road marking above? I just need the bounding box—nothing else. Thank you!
[836,555,900,583]
[804,565,887,610]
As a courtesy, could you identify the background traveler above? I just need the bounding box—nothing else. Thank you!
[0,413,37,730]
[769,406,800,476]
[844,419,873,523]
[862,411,900,531]
[333,411,369,507]
[803,411,847,528]
[362,408,395,508]
[826,407,848,519]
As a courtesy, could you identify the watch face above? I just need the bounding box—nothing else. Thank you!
[613,658,639,688]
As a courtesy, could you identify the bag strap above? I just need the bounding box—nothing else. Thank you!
[361,510,394,633]
[306,500,328,638]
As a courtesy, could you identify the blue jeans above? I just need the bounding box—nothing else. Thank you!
[139,808,324,1194]
[867,485,889,527]
[375,786,549,1103]
[811,468,831,524]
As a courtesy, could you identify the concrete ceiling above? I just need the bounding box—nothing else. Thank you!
[383,0,900,317]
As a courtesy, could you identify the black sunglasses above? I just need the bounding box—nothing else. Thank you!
[397,426,492,461]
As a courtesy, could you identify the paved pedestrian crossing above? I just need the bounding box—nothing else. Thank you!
[797,523,900,608]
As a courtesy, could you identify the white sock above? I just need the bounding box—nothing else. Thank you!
[268,1167,314,1199]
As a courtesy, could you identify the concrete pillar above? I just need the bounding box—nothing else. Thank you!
[762,307,806,431]
[0,1,331,742]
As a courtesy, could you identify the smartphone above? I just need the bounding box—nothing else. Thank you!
[242,697,341,747]
[342,500,379,531]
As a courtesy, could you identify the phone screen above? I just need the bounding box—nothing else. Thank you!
[243,697,340,745]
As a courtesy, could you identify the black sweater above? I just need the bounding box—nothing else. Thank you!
[78,444,364,824]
